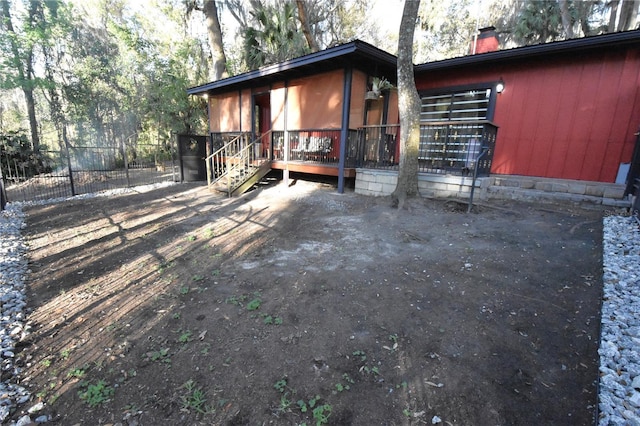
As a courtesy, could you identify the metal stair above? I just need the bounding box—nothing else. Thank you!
[206,133,272,197]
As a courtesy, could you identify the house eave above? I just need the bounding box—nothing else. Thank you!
[415,30,640,73]
[187,40,397,96]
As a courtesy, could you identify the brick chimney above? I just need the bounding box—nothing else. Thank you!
[470,26,499,54]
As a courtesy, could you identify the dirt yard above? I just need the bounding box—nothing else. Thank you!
[10,177,607,425]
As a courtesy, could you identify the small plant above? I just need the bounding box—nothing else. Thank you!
[200,343,211,355]
[334,382,348,392]
[352,350,367,362]
[297,395,318,413]
[78,380,114,407]
[262,314,283,325]
[186,235,197,242]
[60,349,71,360]
[172,312,181,320]
[312,403,332,425]
[225,294,247,306]
[148,348,170,363]
[246,297,261,311]
[178,330,193,344]
[157,261,174,273]
[274,378,288,393]
[66,367,86,379]
[278,393,292,413]
[274,378,295,414]
[179,286,190,295]
[343,373,355,384]
[203,228,215,238]
[41,359,52,368]
[180,379,213,415]
[361,365,380,376]
[192,274,204,282]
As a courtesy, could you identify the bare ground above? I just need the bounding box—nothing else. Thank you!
[9,177,607,425]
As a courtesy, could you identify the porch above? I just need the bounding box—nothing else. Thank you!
[206,120,497,195]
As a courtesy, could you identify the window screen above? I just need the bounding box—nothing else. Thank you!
[420,89,491,123]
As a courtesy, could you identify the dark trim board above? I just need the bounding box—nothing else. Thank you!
[270,161,356,178]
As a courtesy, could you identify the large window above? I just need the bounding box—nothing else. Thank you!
[420,88,492,123]
[418,86,497,175]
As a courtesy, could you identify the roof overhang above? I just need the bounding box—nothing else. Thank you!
[415,29,640,73]
[187,40,398,96]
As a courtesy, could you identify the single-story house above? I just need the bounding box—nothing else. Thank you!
[187,28,640,205]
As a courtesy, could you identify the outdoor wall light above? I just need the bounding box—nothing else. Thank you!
[496,79,505,94]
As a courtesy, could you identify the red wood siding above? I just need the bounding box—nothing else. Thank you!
[415,47,640,182]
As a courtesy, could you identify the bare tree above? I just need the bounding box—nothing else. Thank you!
[558,0,574,38]
[391,0,421,209]
[203,0,228,80]
[187,0,228,81]
[295,0,319,52]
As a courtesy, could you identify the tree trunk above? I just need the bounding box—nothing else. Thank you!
[618,0,639,31]
[1,0,40,151]
[608,0,620,32]
[558,0,574,38]
[295,0,319,52]
[203,0,228,81]
[391,0,421,209]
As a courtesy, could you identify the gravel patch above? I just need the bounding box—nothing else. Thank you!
[599,215,640,425]
[0,187,636,423]
[0,203,31,423]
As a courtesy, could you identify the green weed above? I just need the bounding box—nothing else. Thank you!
[66,367,86,379]
[78,380,114,407]
[262,314,283,325]
[352,350,366,362]
[178,330,193,344]
[186,235,197,242]
[246,297,261,311]
[180,379,213,415]
[148,348,170,363]
[312,403,332,425]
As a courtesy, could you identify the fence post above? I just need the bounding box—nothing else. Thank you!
[62,128,76,196]
[121,140,130,187]
[0,167,6,211]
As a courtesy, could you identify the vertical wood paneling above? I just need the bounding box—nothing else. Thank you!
[415,45,640,182]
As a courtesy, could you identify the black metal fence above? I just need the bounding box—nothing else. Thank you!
[1,141,178,204]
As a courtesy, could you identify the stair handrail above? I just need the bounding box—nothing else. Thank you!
[206,131,272,195]
[205,133,244,188]
[225,130,272,195]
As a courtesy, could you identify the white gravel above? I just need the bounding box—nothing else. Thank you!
[599,215,640,425]
[0,188,636,423]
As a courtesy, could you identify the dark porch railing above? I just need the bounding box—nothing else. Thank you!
[345,125,399,170]
[418,121,497,176]
[210,120,497,177]
[346,121,497,176]
[271,129,342,163]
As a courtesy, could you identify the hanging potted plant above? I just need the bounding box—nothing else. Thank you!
[366,76,394,100]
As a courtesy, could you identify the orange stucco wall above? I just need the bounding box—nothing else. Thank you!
[287,70,344,129]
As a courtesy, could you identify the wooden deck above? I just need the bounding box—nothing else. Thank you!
[270,160,356,178]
